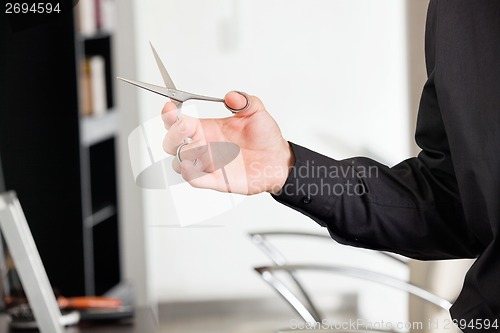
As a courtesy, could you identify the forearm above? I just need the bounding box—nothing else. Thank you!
[272,142,483,260]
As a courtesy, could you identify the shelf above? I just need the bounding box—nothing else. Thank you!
[80,109,118,146]
[79,31,113,42]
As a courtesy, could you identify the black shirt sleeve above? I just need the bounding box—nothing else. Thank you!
[272,141,482,260]
[273,0,500,328]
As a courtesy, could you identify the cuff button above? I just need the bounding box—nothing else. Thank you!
[301,196,311,204]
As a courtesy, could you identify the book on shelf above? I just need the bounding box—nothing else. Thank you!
[97,0,116,33]
[79,56,108,117]
[77,0,96,37]
[77,0,116,37]
[79,59,93,116]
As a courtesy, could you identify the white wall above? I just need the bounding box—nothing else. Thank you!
[114,0,151,307]
[128,0,416,324]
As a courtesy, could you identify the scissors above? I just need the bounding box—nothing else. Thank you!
[117,43,249,115]
[118,43,242,192]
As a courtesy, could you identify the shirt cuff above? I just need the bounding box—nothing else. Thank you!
[271,142,354,227]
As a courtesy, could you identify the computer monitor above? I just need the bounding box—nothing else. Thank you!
[0,191,65,333]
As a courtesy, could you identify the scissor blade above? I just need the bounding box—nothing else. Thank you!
[149,42,182,109]
[149,42,177,90]
[117,77,180,101]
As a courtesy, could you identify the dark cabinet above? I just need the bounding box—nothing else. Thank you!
[0,7,121,297]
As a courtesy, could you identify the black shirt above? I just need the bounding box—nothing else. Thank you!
[273,1,500,329]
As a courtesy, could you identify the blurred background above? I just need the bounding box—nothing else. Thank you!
[0,0,475,332]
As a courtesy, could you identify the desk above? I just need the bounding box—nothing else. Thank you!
[0,308,159,333]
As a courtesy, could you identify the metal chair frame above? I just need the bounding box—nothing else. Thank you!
[249,231,451,327]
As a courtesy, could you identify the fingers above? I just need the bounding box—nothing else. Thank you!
[179,152,248,194]
[161,102,180,130]
[171,142,211,173]
[170,151,216,190]
[179,160,219,190]
[161,90,265,195]
[170,141,245,193]
[162,116,201,155]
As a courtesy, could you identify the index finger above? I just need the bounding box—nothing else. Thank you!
[161,101,180,130]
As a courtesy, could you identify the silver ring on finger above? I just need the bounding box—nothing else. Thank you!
[176,138,192,164]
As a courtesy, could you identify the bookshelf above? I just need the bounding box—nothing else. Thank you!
[80,109,118,146]
[0,2,122,297]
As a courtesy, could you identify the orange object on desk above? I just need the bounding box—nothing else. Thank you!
[57,296,122,310]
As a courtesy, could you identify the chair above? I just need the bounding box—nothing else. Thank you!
[249,231,452,331]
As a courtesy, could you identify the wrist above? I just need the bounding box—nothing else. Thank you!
[268,140,295,194]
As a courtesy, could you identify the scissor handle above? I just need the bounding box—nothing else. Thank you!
[182,90,250,114]
[169,89,223,104]
[223,91,250,113]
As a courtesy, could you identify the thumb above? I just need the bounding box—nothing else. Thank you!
[224,91,264,117]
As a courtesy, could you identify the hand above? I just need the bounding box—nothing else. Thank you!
[161,91,295,195]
